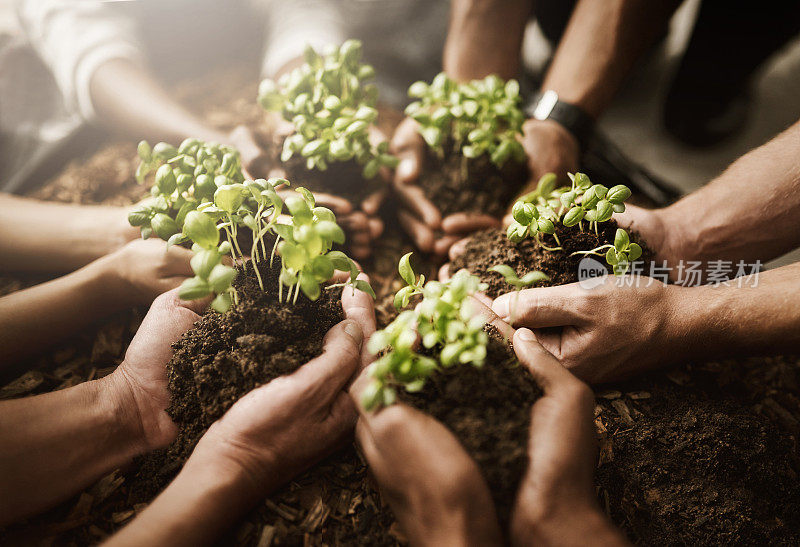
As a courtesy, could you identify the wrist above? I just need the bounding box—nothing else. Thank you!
[513,505,625,547]
[93,373,151,460]
[89,252,139,309]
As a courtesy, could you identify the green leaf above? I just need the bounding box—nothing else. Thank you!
[605,247,619,266]
[137,140,152,162]
[127,207,151,227]
[607,185,632,204]
[614,229,630,252]
[352,279,376,299]
[178,277,212,300]
[563,206,585,227]
[520,271,550,285]
[183,211,220,249]
[488,264,518,284]
[299,271,321,301]
[153,142,179,161]
[151,213,180,240]
[595,199,613,222]
[211,292,233,313]
[208,264,237,293]
[310,255,334,281]
[398,252,416,286]
[190,249,220,278]
[628,243,643,262]
[214,184,245,214]
[279,241,307,271]
[394,285,414,310]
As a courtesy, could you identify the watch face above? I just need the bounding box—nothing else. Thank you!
[533,90,559,121]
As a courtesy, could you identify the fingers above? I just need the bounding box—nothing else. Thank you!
[432,235,462,257]
[124,289,204,365]
[441,213,501,235]
[398,210,435,253]
[513,328,582,394]
[492,285,584,328]
[368,218,383,239]
[448,238,470,262]
[361,189,386,217]
[393,181,441,229]
[291,318,364,401]
[341,273,377,370]
[467,296,515,340]
[164,244,194,276]
[438,263,451,281]
[391,118,424,185]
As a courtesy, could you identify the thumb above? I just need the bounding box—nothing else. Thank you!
[513,328,579,394]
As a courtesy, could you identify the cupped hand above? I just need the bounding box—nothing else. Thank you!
[186,277,376,497]
[491,275,689,384]
[350,377,503,547]
[112,289,208,452]
[509,327,627,546]
[100,238,194,307]
[391,117,442,253]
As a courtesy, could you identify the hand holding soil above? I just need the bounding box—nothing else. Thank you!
[492,276,686,384]
[97,239,195,307]
[390,116,504,256]
[350,371,505,547]
[509,328,628,547]
[113,289,209,452]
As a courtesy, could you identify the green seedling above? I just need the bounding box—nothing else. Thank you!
[130,138,373,312]
[405,72,525,169]
[572,228,642,275]
[258,39,398,178]
[488,265,549,322]
[505,171,635,274]
[361,256,488,410]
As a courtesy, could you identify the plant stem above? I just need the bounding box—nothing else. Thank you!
[535,234,563,253]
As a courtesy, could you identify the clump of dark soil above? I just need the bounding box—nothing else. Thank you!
[130,258,345,499]
[450,220,652,298]
[595,378,800,545]
[398,328,541,530]
[417,144,528,218]
[268,135,383,206]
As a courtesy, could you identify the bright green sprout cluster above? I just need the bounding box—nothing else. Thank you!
[488,265,550,289]
[573,228,643,276]
[405,72,526,167]
[129,139,371,312]
[361,254,489,410]
[258,39,398,178]
[505,172,638,274]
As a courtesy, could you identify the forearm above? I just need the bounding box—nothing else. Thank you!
[673,262,800,360]
[106,444,260,546]
[444,0,531,81]
[90,59,226,144]
[542,0,680,118]
[659,120,800,264]
[0,195,136,273]
[0,257,128,364]
[0,373,143,525]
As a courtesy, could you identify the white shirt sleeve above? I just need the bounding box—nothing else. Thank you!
[258,0,347,77]
[14,0,145,121]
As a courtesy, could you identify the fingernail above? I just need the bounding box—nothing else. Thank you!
[491,295,511,320]
[397,160,413,179]
[343,320,363,345]
[516,328,536,342]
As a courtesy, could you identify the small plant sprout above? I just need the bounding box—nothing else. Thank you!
[488,265,549,321]
[361,255,489,411]
[505,172,637,274]
[572,228,643,275]
[129,138,373,313]
[405,72,526,169]
[258,39,398,178]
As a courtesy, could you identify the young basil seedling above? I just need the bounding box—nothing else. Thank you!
[361,257,488,410]
[258,40,398,179]
[129,138,374,312]
[405,72,525,168]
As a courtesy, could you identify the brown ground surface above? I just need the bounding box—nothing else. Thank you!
[2,67,799,546]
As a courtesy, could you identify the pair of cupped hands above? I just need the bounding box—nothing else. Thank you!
[110,265,623,546]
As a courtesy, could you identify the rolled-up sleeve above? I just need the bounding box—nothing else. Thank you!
[259,0,347,77]
[14,0,144,121]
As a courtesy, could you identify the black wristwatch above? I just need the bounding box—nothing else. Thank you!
[523,90,595,151]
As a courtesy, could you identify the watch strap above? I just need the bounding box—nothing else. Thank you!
[524,90,595,150]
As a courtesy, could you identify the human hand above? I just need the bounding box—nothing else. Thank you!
[185,277,376,499]
[350,379,503,547]
[110,289,208,452]
[391,117,442,252]
[509,327,627,546]
[226,124,270,180]
[97,238,194,307]
[491,276,691,383]
[502,119,579,226]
